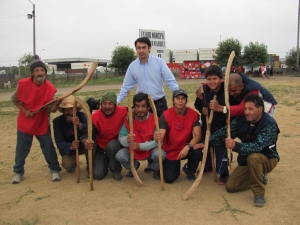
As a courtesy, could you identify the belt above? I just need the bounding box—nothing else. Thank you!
[154,96,165,104]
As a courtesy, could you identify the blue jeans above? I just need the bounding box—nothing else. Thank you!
[13,128,61,174]
[93,140,122,180]
[205,145,229,175]
[115,147,166,171]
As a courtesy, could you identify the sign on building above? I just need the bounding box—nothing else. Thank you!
[139,29,166,59]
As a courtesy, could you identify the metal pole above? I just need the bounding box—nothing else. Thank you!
[297,0,300,70]
[33,4,36,55]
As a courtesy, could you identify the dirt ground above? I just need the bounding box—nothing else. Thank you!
[0,77,299,225]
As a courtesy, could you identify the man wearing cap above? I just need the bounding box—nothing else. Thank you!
[82,92,127,180]
[11,54,61,184]
[53,95,88,172]
[154,89,202,183]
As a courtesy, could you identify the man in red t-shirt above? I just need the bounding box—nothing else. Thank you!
[11,55,61,184]
[154,89,202,183]
[116,93,166,180]
[83,92,127,180]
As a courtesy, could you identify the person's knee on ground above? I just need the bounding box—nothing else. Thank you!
[106,140,121,158]
[150,148,166,170]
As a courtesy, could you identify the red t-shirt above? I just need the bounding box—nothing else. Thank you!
[17,78,56,135]
[92,106,127,149]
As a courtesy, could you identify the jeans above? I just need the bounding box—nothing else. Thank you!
[225,153,278,195]
[205,145,229,175]
[151,96,168,117]
[61,144,87,171]
[115,147,166,171]
[163,148,202,183]
[13,128,61,174]
[93,140,122,180]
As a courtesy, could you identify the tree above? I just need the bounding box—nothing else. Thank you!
[285,47,299,68]
[18,52,33,77]
[243,41,268,65]
[214,38,243,66]
[110,46,136,74]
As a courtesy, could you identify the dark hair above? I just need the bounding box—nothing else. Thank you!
[133,92,150,107]
[244,94,265,111]
[205,65,223,79]
[134,37,151,47]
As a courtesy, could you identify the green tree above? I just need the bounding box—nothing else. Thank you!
[243,41,268,65]
[214,38,243,66]
[110,46,136,74]
[285,47,299,68]
[18,52,33,77]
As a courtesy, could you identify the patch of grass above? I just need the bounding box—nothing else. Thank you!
[35,195,50,201]
[2,214,39,225]
[281,134,292,138]
[126,191,132,199]
[6,188,35,209]
[211,196,254,222]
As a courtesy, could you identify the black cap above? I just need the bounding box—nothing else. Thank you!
[173,89,188,98]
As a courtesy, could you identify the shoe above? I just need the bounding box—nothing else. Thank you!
[126,162,140,178]
[254,195,266,207]
[153,170,160,180]
[182,164,196,182]
[144,162,152,173]
[218,173,229,185]
[262,173,268,185]
[52,173,61,181]
[12,173,24,184]
[112,172,122,181]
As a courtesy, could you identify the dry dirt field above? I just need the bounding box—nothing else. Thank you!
[0,77,299,225]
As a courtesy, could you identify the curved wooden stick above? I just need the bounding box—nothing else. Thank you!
[183,95,217,200]
[32,61,98,114]
[73,101,80,184]
[148,94,164,191]
[75,97,94,191]
[224,51,235,170]
[127,90,143,186]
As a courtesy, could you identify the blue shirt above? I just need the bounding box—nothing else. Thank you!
[117,55,179,103]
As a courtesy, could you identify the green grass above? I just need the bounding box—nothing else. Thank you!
[2,214,39,225]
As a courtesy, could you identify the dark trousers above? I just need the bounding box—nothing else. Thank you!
[163,148,202,183]
[205,145,229,175]
[93,140,122,180]
[151,96,168,117]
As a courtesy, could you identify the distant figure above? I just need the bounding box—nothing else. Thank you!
[3,81,11,89]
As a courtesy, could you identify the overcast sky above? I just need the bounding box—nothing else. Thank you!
[0,0,298,67]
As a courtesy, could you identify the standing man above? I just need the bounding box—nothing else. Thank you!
[82,92,127,180]
[11,55,61,184]
[155,89,202,183]
[116,93,166,180]
[53,95,88,172]
[117,37,179,117]
[210,94,280,207]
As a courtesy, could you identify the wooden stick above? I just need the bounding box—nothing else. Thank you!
[224,51,235,170]
[73,100,80,184]
[75,97,94,191]
[148,94,164,191]
[127,90,143,186]
[182,95,217,200]
[32,61,98,115]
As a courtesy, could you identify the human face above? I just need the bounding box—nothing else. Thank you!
[206,75,222,92]
[134,100,149,120]
[173,95,187,109]
[101,100,116,116]
[62,107,73,123]
[31,67,46,85]
[229,83,244,98]
[136,42,151,62]
[244,102,263,123]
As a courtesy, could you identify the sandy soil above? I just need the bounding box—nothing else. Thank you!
[0,77,299,225]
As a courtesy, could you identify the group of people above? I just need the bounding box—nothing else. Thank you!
[11,37,280,207]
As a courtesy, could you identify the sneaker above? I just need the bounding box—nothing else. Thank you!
[126,162,140,178]
[112,172,122,181]
[52,173,61,181]
[182,164,196,182]
[262,173,268,185]
[218,173,229,185]
[153,170,160,180]
[12,173,24,184]
[254,195,266,207]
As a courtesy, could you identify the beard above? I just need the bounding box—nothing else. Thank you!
[36,76,45,82]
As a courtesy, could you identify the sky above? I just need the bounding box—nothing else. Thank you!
[0,0,298,67]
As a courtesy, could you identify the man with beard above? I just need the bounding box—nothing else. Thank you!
[116,93,166,180]
[82,92,127,180]
[209,94,280,207]
[53,95,88,172]
[11,55,61,184]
